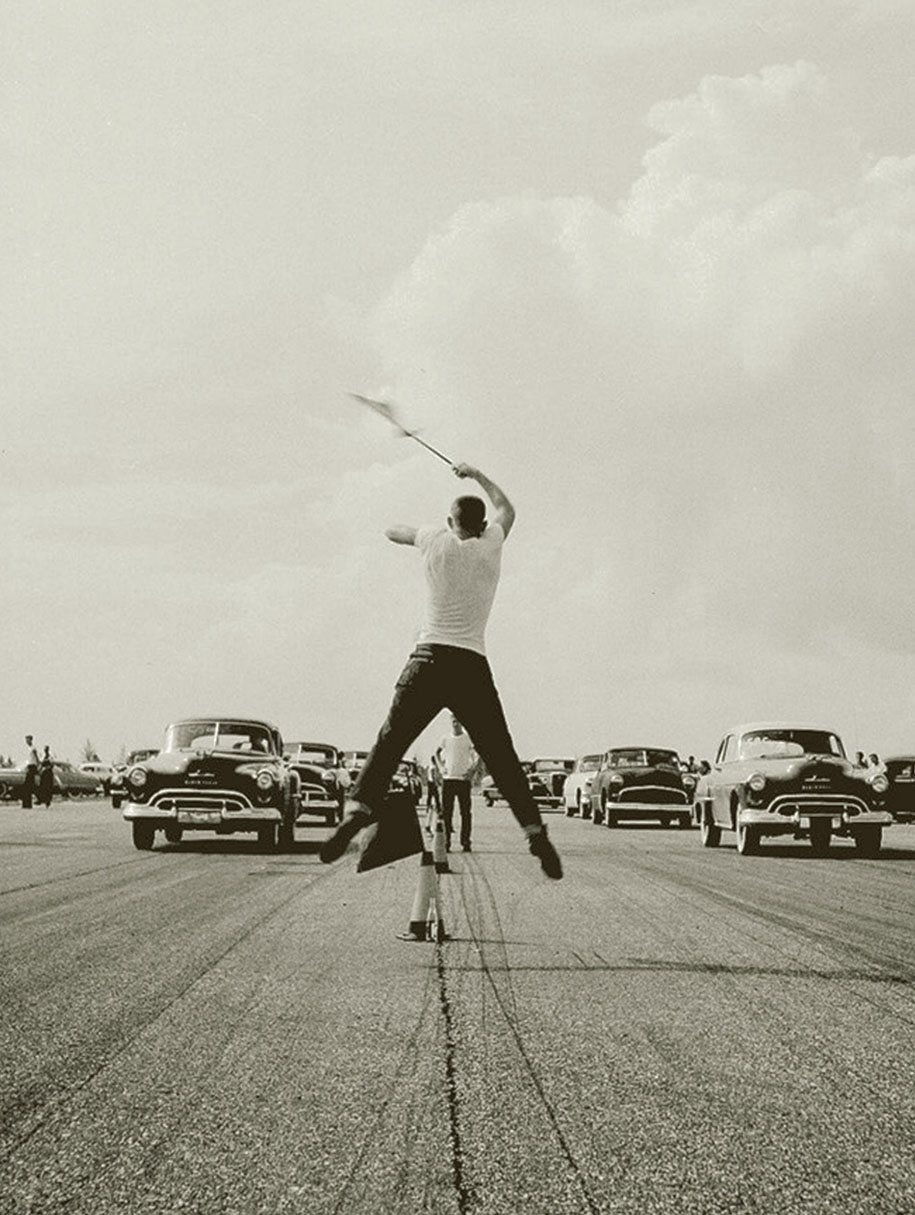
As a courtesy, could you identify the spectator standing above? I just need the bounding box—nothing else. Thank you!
[21,735,39,808]
[868,753,886,777]
[437,715,477,852]
[426,749,442,814]
[38,746,55,807]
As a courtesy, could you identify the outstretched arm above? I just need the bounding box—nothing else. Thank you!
[452,464,516,538]
[385,526,418,546]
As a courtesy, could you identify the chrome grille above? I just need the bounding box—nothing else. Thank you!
[618,785,688,805]
[149,788,253,813]
[768,793,868,818]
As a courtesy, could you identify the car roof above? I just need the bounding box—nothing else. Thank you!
[884,754,915,762]
[607,745,679,753]
[287,741,336,749]
[170,717,279,730]
[725,722,840,736]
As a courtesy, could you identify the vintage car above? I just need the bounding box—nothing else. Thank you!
[284,741,347,826]
[562,754,603,817]
[589,747,693,828]
[693,723,892,856]
[79,761,113,794]
[481,762,531,806]
[527,758,575,809]
[0,761,102,801]
[342,750,369,782]
[882,755,915,822]
[120,717,299,851]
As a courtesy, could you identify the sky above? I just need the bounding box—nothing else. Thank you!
[2,0,914,766]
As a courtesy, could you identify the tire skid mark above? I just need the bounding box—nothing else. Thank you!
[621,853,915,1097]
[629,853,915,991]
[452,857,602,1215]
[2,870,337,1154]
[0,855,157,899]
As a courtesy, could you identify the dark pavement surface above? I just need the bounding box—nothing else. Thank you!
[1,799,914,1214]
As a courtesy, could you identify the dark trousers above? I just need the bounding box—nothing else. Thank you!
[21,767,37,809]
[354,644,542,834]
[442,779,472,848]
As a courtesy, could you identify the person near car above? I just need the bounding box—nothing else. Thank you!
[21,735,39,808]
[320,462,562,880]
[37,746,55,807]
[437,715,476,852]
[425,750,442,814]
[868,753,886,777]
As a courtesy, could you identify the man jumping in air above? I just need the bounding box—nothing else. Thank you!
[320,462,562,879]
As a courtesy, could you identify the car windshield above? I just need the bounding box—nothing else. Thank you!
[286,744,335,765]
[164,720,275,755]
[608,749,679,768]
[580,755,602,771]
[532,759,573,772]
[344,751,368,767]
[737,730,845,760]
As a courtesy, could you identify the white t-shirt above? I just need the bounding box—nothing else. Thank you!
[439,732,476,781]
[414,523,505,656]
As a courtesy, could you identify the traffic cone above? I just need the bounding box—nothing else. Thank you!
[398,849,435,941]
[432,811,451,874]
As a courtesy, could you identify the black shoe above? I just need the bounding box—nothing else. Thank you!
[320,806,371,864]
[529,828,562,879]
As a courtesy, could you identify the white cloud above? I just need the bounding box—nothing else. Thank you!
[367,60,915,755]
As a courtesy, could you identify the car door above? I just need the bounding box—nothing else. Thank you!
[708,736,735,825]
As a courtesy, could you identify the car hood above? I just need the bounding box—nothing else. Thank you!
[611,767,685,786]
[744,754,864,782]
[141,751,281,779]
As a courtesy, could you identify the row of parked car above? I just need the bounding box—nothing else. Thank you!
[110,719,424,851]
[552,721,910,857]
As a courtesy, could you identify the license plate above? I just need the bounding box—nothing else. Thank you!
[178,810,222,825]
[800,815,840,828]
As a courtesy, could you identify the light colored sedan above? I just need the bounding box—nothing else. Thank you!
[562,754,602,817]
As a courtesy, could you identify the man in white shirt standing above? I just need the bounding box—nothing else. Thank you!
[321,462,562,879]
[437,715,476,852]
[21,734,39,809]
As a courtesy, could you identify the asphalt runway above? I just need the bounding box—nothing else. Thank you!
[2,799,913,1215]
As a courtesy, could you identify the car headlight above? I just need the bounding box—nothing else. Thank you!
[321,770,335,784]
[128,767,147,789]
[683,775,696,789]
[609,773,624,785]
[748,773,766,792]
[256,770,275,791]
[871,774,888,794]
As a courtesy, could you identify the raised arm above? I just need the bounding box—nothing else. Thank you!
[385,526,418,546]
[452,464,516,538]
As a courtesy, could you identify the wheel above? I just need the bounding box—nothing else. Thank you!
[605,807,617,828]
[565,796,576,817]
[163,824,183,845]
[593,795,604,825]
[735,818,761,856]
[325,808,336,827]
[257,823,277,851]
[0,782,8,801]
[131,821,155,851]
[277,820,294,851]
[853,825,882,857]
[700,805,720,848]
[678,813,691,829]
[808,820,831,856]
[581,795,592,820]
